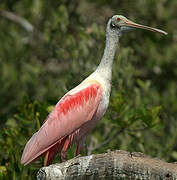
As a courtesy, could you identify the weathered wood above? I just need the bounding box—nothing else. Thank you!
[37,150,177,180]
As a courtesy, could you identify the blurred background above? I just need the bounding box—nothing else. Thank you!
[0,0,177,179]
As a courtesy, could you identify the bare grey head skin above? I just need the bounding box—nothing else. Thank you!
[96,15,167,82]
[107,15,168,37]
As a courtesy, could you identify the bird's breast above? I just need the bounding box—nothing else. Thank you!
[84,76,112,119]
[86,75,112,108]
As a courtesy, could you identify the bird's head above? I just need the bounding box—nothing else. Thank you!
[107,15,167,37]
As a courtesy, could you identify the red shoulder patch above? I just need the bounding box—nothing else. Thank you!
[58,84,101,115]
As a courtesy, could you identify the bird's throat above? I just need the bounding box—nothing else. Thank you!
[96,32,119,82]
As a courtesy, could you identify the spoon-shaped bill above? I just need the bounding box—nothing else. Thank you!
[125,19,168,35]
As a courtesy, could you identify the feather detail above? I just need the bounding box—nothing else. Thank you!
[21,83,102,165]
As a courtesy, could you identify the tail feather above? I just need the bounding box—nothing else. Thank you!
[21,133,67,166]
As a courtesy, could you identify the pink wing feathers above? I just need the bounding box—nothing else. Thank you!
[21,82,102,165]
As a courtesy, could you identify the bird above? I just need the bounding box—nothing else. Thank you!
[21,15,167,166]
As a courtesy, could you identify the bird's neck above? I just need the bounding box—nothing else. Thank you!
[95,32,119,82]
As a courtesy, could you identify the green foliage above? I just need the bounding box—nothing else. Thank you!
[0,0,177,179]
[0,98,48,179]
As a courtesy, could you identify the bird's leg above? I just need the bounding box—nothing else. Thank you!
[76,143,83,157]
[61,138,70,162]
[44,151,49,166]
[44,142,61,166]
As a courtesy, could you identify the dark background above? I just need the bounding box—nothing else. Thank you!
[0,0,177,179]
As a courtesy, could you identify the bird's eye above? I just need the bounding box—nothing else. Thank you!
[117,17,121,22]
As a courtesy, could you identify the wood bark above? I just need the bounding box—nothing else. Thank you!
[37,150,177,180]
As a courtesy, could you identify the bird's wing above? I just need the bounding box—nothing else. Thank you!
[21,82,102,165]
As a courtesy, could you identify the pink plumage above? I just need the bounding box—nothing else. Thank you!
[21,15,167,166]
[21,83,102,165]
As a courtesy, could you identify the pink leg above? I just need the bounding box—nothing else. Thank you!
[61,138,70,162]
[44,138,66,166]
[76,142,83,156]
[44,145,59,166]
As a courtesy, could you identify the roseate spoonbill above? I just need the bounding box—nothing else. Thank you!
[21,15,167,166]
